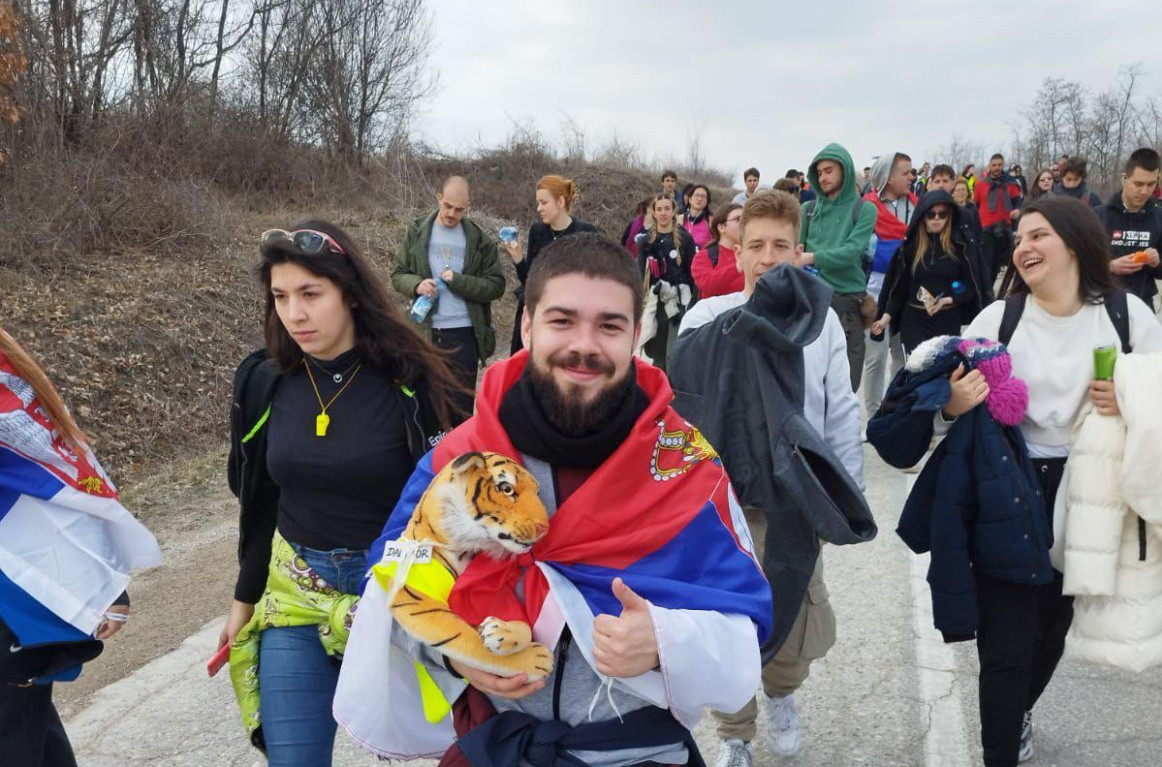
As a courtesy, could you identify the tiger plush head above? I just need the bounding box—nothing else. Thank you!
[432,452,550,558]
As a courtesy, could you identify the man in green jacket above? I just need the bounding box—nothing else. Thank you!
[392,175,505,422]
[796,143,878,391]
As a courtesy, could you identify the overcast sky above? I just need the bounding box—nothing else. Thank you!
[414,0,1162,186]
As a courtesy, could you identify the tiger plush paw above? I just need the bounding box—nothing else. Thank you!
[479,615,532,656]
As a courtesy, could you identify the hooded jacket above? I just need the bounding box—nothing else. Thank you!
[863,153,918,275]
[800,143,879,294]
[668,266,877,657]
[868,337,1053,642]
[1097,191,1162,303]
[876,190,987,334]
[1051,181,1102,209]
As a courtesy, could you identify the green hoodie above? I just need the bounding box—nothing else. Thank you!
[800,142,878,294]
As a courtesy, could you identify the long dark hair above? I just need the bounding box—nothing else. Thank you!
[1003,196,1117,304]
[258,218,464,426]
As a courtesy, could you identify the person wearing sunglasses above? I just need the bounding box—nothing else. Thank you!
[392,176,505,422]
[871,190,984,358]
[219,220,462,766]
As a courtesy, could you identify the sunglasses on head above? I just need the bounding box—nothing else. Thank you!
[261,229,347,256]
[925,209,950,221]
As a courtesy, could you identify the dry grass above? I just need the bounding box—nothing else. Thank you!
[0,124,738,484]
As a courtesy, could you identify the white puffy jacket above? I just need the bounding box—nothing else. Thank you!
[1051,353,1162,673]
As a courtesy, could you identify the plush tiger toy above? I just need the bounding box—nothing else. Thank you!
[386,451,554,680]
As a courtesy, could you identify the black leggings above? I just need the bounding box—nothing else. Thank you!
[976,457,1072,767]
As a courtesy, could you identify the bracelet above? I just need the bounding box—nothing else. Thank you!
[102,611,130,623]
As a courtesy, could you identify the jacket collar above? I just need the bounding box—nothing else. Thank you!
[719,265,833,354]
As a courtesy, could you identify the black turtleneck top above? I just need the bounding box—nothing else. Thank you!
[265,348,413,554]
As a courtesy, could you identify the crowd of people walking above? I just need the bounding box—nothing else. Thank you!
[3,139,1161,767]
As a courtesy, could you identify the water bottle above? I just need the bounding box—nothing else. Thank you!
[499,226,519,244]
[804,265,821,277]
[951,280,966,295]
[409,293,435,323]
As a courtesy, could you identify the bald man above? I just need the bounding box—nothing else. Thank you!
[392,176,505,423]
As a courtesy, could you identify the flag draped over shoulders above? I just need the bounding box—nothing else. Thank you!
[0,354,161,648]
[373,351,772,641]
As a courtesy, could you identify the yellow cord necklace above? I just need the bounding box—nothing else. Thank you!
[304,359,362,437]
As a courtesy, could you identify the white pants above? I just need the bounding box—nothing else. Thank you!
[863,329,904,417]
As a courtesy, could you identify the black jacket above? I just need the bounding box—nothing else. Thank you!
[1097,191,1162,303]
[877,190,987,335]
[868,341,1052,642]
[668,266,877,659]
[1052,181,1102,209]
[226,349,446,602]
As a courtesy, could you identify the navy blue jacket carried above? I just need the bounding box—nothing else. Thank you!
[868,342,1053,642]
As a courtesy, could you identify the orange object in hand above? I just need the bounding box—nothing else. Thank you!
[1131,250,1150,264]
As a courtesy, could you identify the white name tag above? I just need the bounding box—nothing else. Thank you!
[381,542,434,565]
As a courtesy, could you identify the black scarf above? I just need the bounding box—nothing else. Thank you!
[498,366,649,469]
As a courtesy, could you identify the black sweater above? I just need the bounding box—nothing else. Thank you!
[266,349,413,553]
[514,219,598,286]
[227,349,445,603]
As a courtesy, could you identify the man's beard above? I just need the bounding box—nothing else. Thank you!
[526,349,631,437]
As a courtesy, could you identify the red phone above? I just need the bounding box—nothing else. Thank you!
[207,644,231,677]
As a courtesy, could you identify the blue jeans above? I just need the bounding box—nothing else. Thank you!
[258,541,368,767]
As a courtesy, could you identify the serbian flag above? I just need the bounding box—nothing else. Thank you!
[0,356,161,651]
[864,190,917,274]
[335,352,771,759]
[374,351,771,643]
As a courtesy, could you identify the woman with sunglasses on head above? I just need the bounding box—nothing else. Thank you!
[502,174,597,354]
[871,190,983,356]
[219,221,461,766]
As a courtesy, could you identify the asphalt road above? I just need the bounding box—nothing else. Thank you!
[65,445,1162,767]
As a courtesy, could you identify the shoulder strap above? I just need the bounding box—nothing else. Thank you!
[851,197,865,226]
[997,294,1026,347]
[1104,291,1132,353]
[707,243,720,267]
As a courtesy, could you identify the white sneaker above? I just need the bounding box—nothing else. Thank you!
[1018,710,1033,762]
[764,693,803,757]
[714,738,753,767]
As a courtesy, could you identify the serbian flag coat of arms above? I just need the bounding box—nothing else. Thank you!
[0,353,161,656]
[335,352,772,759]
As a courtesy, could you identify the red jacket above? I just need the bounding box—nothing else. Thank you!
[692,244,744,298]
[974,175,1023,229]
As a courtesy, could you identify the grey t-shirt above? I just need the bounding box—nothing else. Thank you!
[428,222,471,329]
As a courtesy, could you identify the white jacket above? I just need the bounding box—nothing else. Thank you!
[1052,353,1162,672]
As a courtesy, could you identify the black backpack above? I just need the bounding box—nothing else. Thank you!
[997,291,1130,352]
[997,290,1146,559]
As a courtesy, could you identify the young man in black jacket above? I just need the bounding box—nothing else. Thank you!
[1099,148,1162,309]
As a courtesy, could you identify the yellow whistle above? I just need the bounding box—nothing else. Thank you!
[315,413,330,437]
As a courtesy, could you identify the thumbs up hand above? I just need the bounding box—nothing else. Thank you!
[592,578,659,678]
